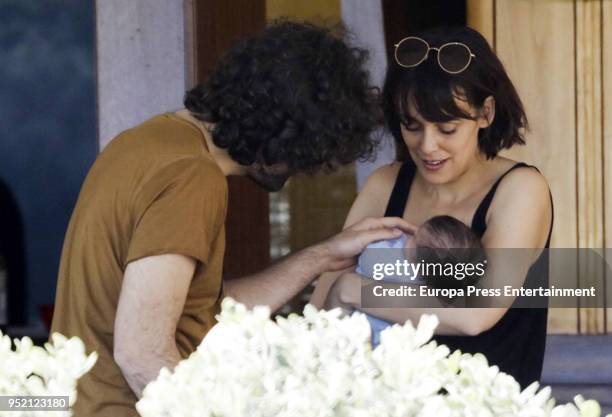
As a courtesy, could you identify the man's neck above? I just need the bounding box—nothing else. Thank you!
[175,109,246,176]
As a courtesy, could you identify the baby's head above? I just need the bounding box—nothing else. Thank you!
[411,215,482,251]
[406,215,486,287]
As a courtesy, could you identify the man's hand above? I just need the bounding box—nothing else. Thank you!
[114,254,195,398]
[224,217,416,312]
[314,217,418,271]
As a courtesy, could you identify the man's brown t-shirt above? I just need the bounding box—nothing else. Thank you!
[51,113,228,416]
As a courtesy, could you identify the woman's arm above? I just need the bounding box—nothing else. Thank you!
[310,164,403,308]
[325,271,494,335]
[327,167,553,336]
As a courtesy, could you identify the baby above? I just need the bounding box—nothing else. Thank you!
[354,215,485,346]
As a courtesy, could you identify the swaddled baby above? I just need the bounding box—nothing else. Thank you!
[356,215,485,346]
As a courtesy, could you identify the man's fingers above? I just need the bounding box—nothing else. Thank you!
[375,217,418,234]
[357,227,404,247]
[324,217,418,271]
[350,216,418,235]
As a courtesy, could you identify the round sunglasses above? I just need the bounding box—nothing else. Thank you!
[394,36,476,74]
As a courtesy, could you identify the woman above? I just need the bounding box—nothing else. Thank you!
[311,26,553,388]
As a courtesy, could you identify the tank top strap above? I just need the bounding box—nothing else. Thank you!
[384,160,417,217]
[383,160,554,247]
[471,162,555,245]
[471,162,531,236]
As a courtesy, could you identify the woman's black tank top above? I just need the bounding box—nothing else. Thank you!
[383,160,554,388]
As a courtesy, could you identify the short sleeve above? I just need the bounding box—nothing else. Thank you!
[124,157,227,267]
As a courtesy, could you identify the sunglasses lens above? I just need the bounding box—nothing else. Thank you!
[395,38,429,67]
[438,43,472,73]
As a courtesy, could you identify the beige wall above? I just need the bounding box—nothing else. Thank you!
[604,0,612,338]
[468,0,612,334]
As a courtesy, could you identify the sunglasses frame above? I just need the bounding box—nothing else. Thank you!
[394,36,476,74]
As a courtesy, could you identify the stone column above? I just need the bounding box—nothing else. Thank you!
[96,0,188,148]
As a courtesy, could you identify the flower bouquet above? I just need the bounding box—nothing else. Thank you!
[0,331,97,417]
[137,299,609,417]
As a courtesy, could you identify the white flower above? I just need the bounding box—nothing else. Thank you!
[0,331,97,417]
[137,299,607,417]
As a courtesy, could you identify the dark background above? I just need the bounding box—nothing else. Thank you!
[0,0,97,327]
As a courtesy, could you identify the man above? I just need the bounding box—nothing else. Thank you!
[51,21,412,416]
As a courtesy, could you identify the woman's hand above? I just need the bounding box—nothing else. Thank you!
[323,272,363,314]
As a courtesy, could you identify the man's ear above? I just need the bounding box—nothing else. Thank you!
[478,96,496,128]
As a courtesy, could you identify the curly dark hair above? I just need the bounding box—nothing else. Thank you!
[184,20,382,172]
[383,26,528,160]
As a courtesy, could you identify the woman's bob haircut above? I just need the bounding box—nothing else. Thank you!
[382,26,528,160]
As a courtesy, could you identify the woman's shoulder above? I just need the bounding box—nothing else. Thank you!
[360,162,403,196]
[493,157,550,196]
[366,161,403,183]
[344,162,403,224]
[487,156,552,236]
[484,158,553,246]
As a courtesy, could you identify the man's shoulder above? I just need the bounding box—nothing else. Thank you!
[81,113,226,214]
[153,155,227,191]
[105,112,207,155]
[96,112,222,182]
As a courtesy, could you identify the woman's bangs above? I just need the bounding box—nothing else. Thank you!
[394,72,475,125]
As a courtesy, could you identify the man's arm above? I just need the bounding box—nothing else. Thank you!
[223,216,416,312]
[114,254,195,398]
[113,217,413,396]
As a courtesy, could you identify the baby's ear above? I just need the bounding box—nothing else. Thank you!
[478,96,496,128]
